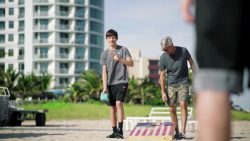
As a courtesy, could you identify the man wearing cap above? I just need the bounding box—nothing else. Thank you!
[159,36,196,139]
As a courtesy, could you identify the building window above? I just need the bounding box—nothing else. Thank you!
[90,21,103,33]
[59,77,68,87]
[75,20,85,30]
[90,0,104,8]
[0,34,5,43]
[75,47,85,59]
[18,63,24,73]
[9,21,14,28]
[0,21,5,30]
[90,34,103,46]
[75,33,85,44]
[9,8,14,15]
[8,64,13,70]
[0,0,5,4]
[9,0,14,2]
[8,49,13,56]
[90,8,103,21]
[0,8,5,17]
[8,34,14,42]
[75,7,84,18]
[90,47,102,60]
[90,62,101,73]
[0,49,5,58]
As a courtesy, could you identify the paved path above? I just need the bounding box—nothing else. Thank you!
[0,120,250,141]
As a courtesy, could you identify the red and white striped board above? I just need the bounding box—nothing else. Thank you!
[128,122,174,141]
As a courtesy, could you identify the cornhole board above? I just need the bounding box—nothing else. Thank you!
[128,122,174,141]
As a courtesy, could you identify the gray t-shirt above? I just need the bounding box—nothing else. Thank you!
[159,46,191,86]
[100,45,131,86]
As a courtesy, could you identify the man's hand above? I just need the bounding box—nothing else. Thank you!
[110,51,120,62]
[181,0,195,23]
[161,92,168,102]
[113,54,120,62]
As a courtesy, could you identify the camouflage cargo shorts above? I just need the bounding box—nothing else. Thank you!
[167,84,189,106]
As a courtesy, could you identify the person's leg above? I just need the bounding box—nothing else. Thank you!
[169,106,179,134]
[168,86,179,135]
[179,101,187,134]
[116,101,124,122]
[196,91,231,141]
[115,83,128,138]
[195,0,243,140]
[106,86,117,138]
[110,106,117,128]
[178,84,189,135]
[116,101,124,137]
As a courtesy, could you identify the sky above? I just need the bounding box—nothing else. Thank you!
[104,0,250,110]
[104,0,195,58]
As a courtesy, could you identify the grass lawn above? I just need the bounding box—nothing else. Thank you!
[24,101,250,121]
[24,101,154,120]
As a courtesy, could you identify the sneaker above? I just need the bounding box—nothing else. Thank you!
[106,132,117,138]
[174,133,182,140]
[174,133,187,140]
[179,133,187,139]
[115,133,124,139]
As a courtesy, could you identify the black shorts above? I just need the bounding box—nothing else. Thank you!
[196,0,250,70]
[194,0,250,93]
[107,83,128,106]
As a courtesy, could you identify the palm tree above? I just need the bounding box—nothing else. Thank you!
[1,69,20,99]
[37,73,52,92]
[75,70,102,100]
[139,77,156,105]
[66,82,89,102]
[127,77,140,104]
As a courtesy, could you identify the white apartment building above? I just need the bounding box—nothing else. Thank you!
[0,0,104,88]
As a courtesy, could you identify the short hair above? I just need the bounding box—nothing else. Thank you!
[106,29,118,39]
[160,36,173,47]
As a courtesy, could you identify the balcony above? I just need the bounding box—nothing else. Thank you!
[56,54,68,59]
[18,26,24,31]
[56,11,69,17]
[148,65,159,70]
[75,69,83,74]
[75,0,84,5]
[75,26,84,31]
[34,0,49,4]
[148,74,160,79]
[18,13,25,18]
[58,68,68,74]
[56,0,69,3]
[34,69,48,74]
[18,70,24,74]
[18,40,24,45]
[75,55,84,59]
[75,13,84,18]
[34,25,48,30]
[34,39,49,44]
[58,25,69,30]
[34,12,48,17]
[75,39,84,45]
[34,54,48,59]
[18,55,24,60]
[57,38,69,43]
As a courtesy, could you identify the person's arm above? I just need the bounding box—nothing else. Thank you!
[160,70,167,102]
[117,57,134,67]
[102,65,108,92]
[181,0,195,23]
[113,51,134,67]
[188,57,197,74]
